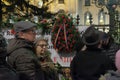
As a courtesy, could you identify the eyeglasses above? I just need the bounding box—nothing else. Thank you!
[22,28,36,34]
[29,30,36,34]
[37,44,48,48]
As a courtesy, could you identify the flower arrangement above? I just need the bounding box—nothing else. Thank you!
[37,19,52,35]
[51,14,81,53]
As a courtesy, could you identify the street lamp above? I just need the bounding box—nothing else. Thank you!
[89,14,93,25]
[76,14,80,26]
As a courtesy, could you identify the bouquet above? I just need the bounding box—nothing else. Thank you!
[37,19,52,35]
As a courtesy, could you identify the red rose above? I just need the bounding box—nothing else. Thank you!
[65,24,68,27]
[63,19,66,23]
[11,29,16,34]
[67,18,70,22]
[72,26,74,28]
[62,16,65,19]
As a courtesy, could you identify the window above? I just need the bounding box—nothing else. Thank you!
[98,11,105,25]
[58,0,64,4]
[85,0,90,6]
[84,11,92,25]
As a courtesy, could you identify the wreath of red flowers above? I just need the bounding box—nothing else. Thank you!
[51,14,80,53]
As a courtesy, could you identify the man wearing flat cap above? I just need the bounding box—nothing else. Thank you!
[70,25,116,80]
[7,21,45,80]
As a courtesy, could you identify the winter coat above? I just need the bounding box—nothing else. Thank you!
[0,51,19,80]
[70,48,116,80]
[7,38,45,80]
[102,43,120,63]
[38,51,59,80]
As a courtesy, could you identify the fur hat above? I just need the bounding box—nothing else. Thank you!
[14,21,36,32]
[82,25,103,46]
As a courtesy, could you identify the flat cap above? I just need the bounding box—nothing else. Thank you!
[14,21,36,32]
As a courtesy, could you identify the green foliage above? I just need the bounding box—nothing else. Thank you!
[37,19,52,35]
[112,28,120,44]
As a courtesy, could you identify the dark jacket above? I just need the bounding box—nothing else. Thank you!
[38,51,59,80]
[70,48,116,80]
[7,38,45,80]
[102,43,120,63]
[0,51,19,80]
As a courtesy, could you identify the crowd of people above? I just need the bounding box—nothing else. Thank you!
[0,21,120,80]
[70,26,119,80]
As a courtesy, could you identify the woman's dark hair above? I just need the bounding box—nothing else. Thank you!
[102,34,114,50]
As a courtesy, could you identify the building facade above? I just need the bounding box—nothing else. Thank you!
[48,0,120,26]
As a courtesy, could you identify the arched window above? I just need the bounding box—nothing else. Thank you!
[84,11,92,25]
[98,11,105,25]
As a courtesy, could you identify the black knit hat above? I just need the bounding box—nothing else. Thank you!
[14,21,36,32]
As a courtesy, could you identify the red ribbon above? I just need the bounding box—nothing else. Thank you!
[54,24,62,47]
[63,23,69,50]
[54,23,69,51]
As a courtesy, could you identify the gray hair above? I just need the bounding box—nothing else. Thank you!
[34,37,48,47]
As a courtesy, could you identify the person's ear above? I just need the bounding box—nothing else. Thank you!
[103,38,110,45]
[18,32,25,38]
